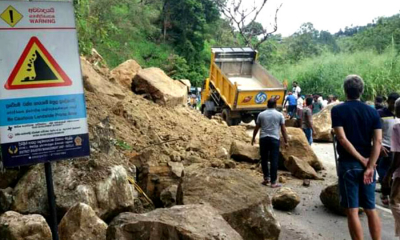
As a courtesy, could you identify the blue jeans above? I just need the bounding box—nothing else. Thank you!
[303,128,313,145]
[260,137,280,183]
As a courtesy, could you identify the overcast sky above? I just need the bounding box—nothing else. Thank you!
[241,0,400,36]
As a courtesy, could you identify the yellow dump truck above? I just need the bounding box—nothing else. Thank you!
[201,47,286,125]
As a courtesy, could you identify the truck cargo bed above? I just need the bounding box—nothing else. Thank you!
[228,76,266,90]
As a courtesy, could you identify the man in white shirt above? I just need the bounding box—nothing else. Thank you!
[292,81,301,99]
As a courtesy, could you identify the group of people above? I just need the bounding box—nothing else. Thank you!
[283,82,340,145]
[252,74,400,240]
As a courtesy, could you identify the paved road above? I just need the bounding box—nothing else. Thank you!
[276,143,397,240]
[244,122,397,239]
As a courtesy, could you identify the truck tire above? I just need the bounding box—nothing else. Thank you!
[241,114,253,124]
[222,108,241,126]
[203,101,215,119]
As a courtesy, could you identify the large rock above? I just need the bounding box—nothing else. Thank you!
[110,60,142,90]
[133,150,184,207]
[0,188,13,213]
[132,67,187,107]
[313,104,339,142]
[107,204,243,240]
[284,156,322,180]
[12,164,137,221]
[320,183,345,216]
[272,187,300,211]
[81,57,125,99]
[280,127,323,171]
[59,203,107,240]
[0,211,52,240]
[0,169,21,189]
[230,141,260,162]
[181,167,280,240]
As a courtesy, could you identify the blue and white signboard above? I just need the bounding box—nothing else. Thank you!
[0,1,89,167]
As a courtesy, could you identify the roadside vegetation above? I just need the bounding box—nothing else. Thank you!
[73,0,400,99]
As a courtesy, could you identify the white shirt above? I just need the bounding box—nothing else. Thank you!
[292,86,301,99]
[297,97,304,110]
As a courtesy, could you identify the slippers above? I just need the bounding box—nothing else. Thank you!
[261,180,270,186]
[271,183,282,188]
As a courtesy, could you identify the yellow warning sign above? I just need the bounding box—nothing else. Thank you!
[0,6,23,27]
[5,37,72,90]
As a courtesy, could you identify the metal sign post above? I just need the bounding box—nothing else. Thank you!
[45,162,59,240]
[0,2,89,240]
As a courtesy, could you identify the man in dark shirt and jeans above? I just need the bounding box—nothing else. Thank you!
[331,75,382,240]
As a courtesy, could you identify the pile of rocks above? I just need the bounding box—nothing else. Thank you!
[0,55,281,240]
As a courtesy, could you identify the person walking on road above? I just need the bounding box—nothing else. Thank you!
[300,97,315,145]
[331,75,382,240]
[252,98,289,188]
[377,92,400,207]
[382,98,400,239]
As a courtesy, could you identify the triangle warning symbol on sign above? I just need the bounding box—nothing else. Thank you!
[5,37,72,90]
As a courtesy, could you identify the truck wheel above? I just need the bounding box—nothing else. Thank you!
[203,101,215,119]
[222,108,241,126]
[241,114,253,124]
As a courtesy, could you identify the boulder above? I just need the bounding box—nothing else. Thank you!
[230,141,260,162]
[181,167,280,240]
[133,150,183,207]
[320,183,345,216]
[272,187,300,211]
[132,67,187,107]
[280,127,323,171]
[178,79,191,93]
[107,204,243,240]
[12,164,137,221]
[81,57,125,99]
[0,188,13,213]
[110,60,142,90]
[160,185,178,208]
[0,211,52,240]
[0,169,21,189]
[284,156,321,180]
[313,104,339,142]
[59,203,107,240]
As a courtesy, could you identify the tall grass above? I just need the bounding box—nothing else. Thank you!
[270,48,400,101]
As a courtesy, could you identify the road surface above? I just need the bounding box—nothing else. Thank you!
[244,122,397,240]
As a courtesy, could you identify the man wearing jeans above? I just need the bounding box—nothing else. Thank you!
[252,98,289,188]
[300,97,315,145]
[331,75,382,240]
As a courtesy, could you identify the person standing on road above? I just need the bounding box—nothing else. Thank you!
[331,75,382,240]
[284,92,297,118]
[377,92,400,207]
[312,94,323,114]
[292,81,301,99]
[252,98,289,188]
[382,98,400,240]
[296,95,305,118]
[300,97,315,145]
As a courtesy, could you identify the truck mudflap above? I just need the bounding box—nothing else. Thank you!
[234,88,286,110]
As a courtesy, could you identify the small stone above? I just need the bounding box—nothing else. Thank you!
[279,176,287,183]
[272,187,301,211]
[303,179,311,187]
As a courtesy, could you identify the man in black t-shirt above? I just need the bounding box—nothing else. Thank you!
[331,75,382,240]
